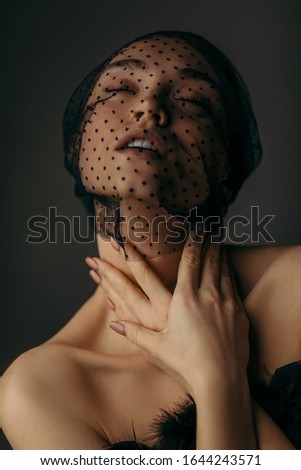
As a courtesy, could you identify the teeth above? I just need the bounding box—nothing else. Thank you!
[127,139,158,152]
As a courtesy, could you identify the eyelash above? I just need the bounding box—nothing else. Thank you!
[103,86,211,111]
[176,95,210,109]
[104,86,135,94]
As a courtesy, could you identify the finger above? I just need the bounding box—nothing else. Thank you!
[105,297,116,311]
[227,255,243,303]
[176,227,205,291]
[86,257,101,275]
[109,320,160,355]
[219,245,233,298]
[199,233,222,292]
[85,256,99,270]
[100,274,135,318]
[91,259,151,323]
[88,269,102,285]
[120,241,171,303]
[86,257,133,316]
[92,257,150,308]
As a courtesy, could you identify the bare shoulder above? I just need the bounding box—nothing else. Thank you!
[226,243,301,300]
[227,243,301,373]
[0,343,108,449]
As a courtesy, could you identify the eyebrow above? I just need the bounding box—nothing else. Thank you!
[103,58,220,90]
[104,58,146,72]
[179,67,220,90]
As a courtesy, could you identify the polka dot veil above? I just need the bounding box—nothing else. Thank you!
[63,31,262,259]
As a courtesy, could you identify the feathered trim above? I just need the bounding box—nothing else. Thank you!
[146,395,196,450]
[250,361,301,449]
[109,361,301,449]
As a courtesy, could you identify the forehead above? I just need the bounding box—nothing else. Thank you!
[104,36,220,84]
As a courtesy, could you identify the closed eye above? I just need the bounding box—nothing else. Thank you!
[104,86,136,95]
[176,95,211,110]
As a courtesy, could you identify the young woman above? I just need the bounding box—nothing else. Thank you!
[1,30,301,450]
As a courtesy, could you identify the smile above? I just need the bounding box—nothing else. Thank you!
[126,139,159,153]
[115,129,166,158]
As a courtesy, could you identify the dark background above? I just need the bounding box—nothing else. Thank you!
[1,0,301,449]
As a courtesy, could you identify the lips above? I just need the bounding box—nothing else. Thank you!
[115,129,166,158]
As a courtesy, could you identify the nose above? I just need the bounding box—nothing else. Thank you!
[131,95,169,127]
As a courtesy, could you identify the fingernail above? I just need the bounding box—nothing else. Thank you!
[109,321,125,336]
[85,257,98,270]
[110,236,120,252]
[105,297,116,310]
[89,269,102,285]
[120,243,128,260]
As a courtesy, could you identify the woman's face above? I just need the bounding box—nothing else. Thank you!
[79,36,231,253]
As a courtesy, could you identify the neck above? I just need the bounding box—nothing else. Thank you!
[92,232,185,357]
[95,197,192,291]
[97,232,184,293]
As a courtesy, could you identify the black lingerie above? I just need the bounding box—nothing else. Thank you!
[108,361,301,449]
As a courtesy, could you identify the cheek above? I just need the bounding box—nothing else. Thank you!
[160,119,229,212]
[78,104,122,192]
[180,116,229,177]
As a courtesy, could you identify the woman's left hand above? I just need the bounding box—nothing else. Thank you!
[86,231,250,394]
